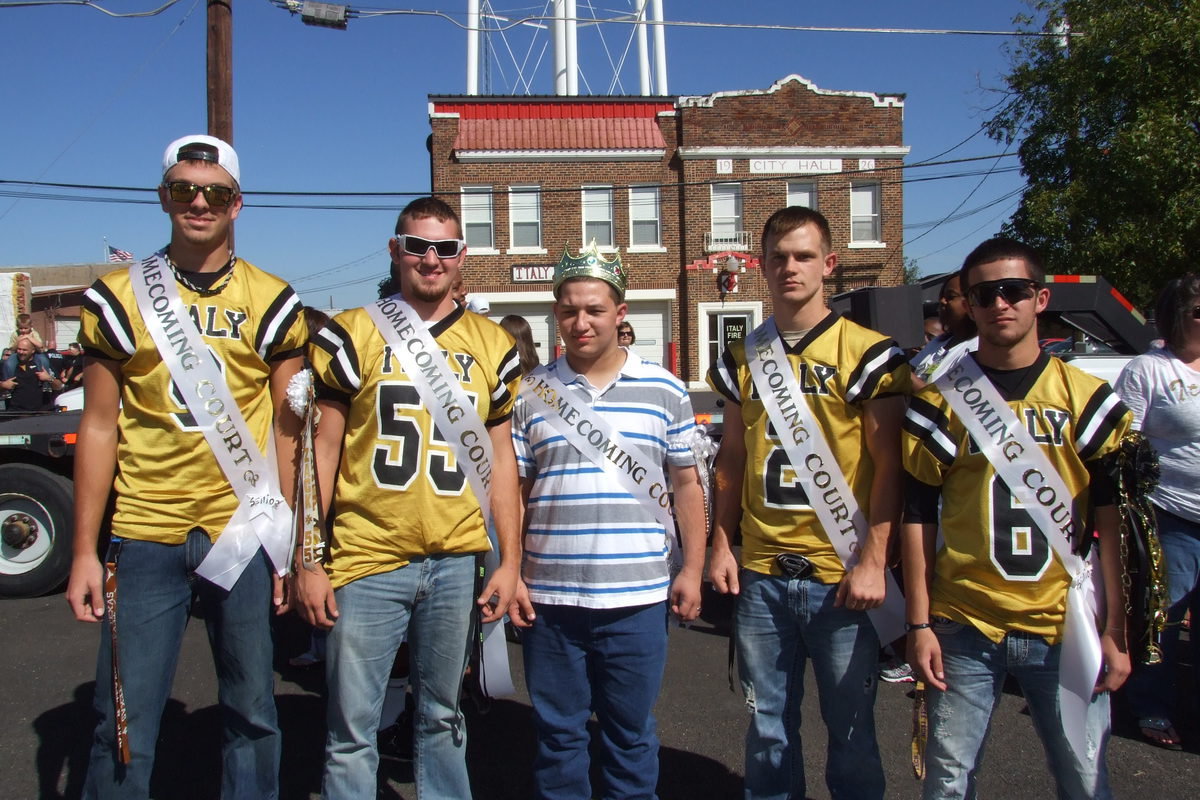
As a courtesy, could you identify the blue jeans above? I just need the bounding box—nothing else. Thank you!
[85,531,280,800]
[734,570,884,800]
[322,555,479,800]
[923,618,1112,800]
[522,601,669,800]
[1125,507,1200,722]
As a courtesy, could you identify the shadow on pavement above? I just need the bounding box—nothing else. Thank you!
[456,697,741,800]
[34,685,227,800]
[33,683,93,800]
[37,611,743,800]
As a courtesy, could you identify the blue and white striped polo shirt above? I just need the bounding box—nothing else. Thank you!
[513,352,698,609]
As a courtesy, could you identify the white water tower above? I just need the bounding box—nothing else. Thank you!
[465,0,669,96]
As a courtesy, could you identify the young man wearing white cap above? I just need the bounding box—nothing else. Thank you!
[509,244,707,799]
[66,135,306,799]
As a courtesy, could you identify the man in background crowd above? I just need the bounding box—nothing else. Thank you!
[0,334,62,410]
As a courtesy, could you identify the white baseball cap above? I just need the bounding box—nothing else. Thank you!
[161,134,240,185]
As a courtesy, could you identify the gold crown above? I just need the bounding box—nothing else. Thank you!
[554,240,627,301]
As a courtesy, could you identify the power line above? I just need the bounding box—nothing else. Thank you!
[909,199,1020,263]
[0,0,182,15]
[0,0,202,225]
[0,168,1023,211]
[902,187,1024,230]
[0,152,1020,204]
[290,247,386,285]
[892,109,1028,271]
[298,271,388,296]
[902,190,1017,231]
[328,5,1066,39]
[0,164,1022,213]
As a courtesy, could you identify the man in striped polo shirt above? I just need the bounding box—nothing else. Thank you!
[510,244,708,800]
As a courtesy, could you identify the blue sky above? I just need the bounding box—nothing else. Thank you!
[0,1,1036,309]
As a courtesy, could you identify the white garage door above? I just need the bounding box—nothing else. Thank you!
[623,301,669,367]
[55,317,81,351]
[486,302,557,367]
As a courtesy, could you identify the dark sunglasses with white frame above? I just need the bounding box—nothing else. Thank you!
[395,234,466,260]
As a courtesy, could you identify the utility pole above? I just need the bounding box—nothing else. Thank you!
[208,0,233,144]
[207,0,233,244]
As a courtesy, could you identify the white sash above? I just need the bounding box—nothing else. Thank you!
[910,333,978,383]
[519,365,680,568]
[129,255,289,589]
[744,318,905,643]
[363,295,514,697]
[934,351,1100,765]
[477,520,516,698]
[364,296,496,528]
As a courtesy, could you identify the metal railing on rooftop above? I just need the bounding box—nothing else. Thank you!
[704,230,752,252]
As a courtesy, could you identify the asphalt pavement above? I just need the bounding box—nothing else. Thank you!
[3,586,1196,799]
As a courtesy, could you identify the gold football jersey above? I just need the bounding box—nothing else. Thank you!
[79,258,306,544]
[309,304,520,589]
[708,313,911,582]
[903,354,1131,642]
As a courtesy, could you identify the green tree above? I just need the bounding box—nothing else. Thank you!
[987,0,1200,307]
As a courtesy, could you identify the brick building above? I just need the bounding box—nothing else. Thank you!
[1,263,110,351]
[429,74,907,387]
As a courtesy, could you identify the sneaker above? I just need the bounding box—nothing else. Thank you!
[879,658,915,683]
[287,650,323,668]
[378,708,414,762]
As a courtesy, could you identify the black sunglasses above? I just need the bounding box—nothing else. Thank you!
[396,234,465,259]
[1191,306,1200,320]
[966,278,1039,308]
[163,181,238,208]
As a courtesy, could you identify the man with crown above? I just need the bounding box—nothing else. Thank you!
[508,242,708,799]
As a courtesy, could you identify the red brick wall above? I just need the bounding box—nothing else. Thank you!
[679,78,903,147]
[429,76,907,384]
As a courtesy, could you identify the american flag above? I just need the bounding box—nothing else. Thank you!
[107,245,134,263]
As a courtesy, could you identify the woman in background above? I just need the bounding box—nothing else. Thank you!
[1114,274,1200,751]
[500,314,540,375]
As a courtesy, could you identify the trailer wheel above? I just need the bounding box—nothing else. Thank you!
[0,464,74,598]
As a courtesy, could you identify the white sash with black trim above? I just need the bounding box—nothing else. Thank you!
[910,333,978,383]
[519,365,681,568]
[744,317,905,643]
[129,255,290,588]
[363,294,514,697]
[934,350,1102,765]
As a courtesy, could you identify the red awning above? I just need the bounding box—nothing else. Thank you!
[453,116,666,151]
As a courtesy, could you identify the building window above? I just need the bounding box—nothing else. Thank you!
[787,181,817,210]
[707,182,745,251]
[581,186,614,247]
[850,183,881,243]
[711,183,742,237]
[628,186,661,247]
[461,187,493,249]
[509,186,542,249]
